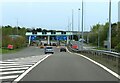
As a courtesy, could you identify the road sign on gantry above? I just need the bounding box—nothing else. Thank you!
[31,36,36,40]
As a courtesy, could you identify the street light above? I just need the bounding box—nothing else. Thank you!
[78,8,80,40]
[81,0,84,50]
[72,9,74,40]
[98,23,100,48]
[78,8,80,50]
[108,0,111,51]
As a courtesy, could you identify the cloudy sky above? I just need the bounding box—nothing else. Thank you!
[1,0,119,31]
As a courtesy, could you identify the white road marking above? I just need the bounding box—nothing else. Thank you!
[0,66,6,68]
[66,47,120,79]
[0,54,50,82]
[14,54,51,82]
[0,61,36,64]
[0,70,25,75]
[4,56,43,62]
[4,60,17,61]
[0,67,29,71]
[1,65,32,68]
[0,75,19,80]
[0,63,35,66]
[0,64,20,66]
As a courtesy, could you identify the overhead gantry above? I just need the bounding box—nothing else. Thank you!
[26,31,73,46]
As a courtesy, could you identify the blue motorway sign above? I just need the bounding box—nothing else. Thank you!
[27,36,36,41]
[55,36,67,40]
[31,36,36,40]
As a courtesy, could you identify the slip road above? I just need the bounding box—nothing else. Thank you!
[18,47,118,81]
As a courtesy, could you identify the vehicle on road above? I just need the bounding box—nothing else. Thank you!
[7,44,13,50]
[60,47,66,52]
[72,44,78,50]
[44,46,54,54]
[39,45,44,48]
[52,43,57,46]
[44,43,48,46]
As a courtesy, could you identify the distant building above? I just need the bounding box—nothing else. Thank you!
[118,1,120,22]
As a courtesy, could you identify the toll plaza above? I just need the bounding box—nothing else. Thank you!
[26,31,73,46]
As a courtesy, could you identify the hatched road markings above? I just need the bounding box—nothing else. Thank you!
[0,54,51,82]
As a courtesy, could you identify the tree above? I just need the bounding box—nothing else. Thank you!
[36,28,42,32]
[89,22,120,52]
[2,26,27,49]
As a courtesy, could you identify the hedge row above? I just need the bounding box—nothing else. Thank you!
[2,36,27,49]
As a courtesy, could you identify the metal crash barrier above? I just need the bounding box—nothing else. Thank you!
[67,45,120,75]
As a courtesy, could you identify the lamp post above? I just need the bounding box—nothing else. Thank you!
[108,0,111,51]
[78,8,80,40]
[72,9,74,40]
[81,0,84,50]
[98,25,100,48]
[78,8,81,50]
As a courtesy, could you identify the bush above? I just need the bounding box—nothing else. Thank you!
[2,36,13,47]
[2,35,26,49]
[115,43,120,52]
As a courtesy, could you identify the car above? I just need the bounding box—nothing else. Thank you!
[52,43,57,46]
[7,44,13,50]
[44,43,48,46]
[44,46,54,54]
[39,45,44,48]
[60,47,66,52]
[72,44,78,50]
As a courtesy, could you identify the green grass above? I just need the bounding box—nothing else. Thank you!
[87,44,107,50]
[0,48,2,54]
[95,47,107,50]
[1,47,26,54]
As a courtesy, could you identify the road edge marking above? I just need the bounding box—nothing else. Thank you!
[13,54,51,82]
[66,47,120,80]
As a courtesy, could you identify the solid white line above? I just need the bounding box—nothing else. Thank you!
[0,70,25,75]
[0,67,29,71]
[0,67,5,68]
[0,62,35,66]
[1,65,32,68]
[0,64,20,66]
[66,47,120,79]
[14,54,51,82]
[0,61,17,63]
[0,75,19,80]
[0,61,36,64]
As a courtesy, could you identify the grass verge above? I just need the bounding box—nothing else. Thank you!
[1,47,26,54]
